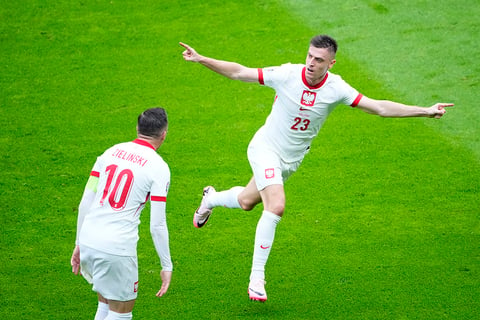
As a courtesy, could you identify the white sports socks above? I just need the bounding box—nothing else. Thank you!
[105,310,132,320]
[94,302,109,320]
[250,210,281,281]
[206,186,244,209]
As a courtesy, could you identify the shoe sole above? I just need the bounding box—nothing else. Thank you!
[249,296,267,302]
[248,289,267,302]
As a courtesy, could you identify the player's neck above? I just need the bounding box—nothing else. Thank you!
[315,70,329,86]
[304,68,328,87]
[137,135,161,150]
[308,78,322,87]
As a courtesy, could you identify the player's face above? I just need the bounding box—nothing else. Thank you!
[305,46,336,85]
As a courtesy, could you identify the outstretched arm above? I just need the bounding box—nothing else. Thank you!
[180,42,259,82]
[357,96,454,118]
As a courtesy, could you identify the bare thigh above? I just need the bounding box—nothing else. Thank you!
[259,184,285,216]
[108,299,136,313]
[238,177,285,216]
[98,293,136,314]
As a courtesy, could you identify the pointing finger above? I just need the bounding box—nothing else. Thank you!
[179,42,190,50]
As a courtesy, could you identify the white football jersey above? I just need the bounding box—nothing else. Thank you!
[79,139,170,256]
[252,63,362,162]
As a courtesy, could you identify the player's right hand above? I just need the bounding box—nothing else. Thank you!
[71,245,81,275]
[179,42,200,62]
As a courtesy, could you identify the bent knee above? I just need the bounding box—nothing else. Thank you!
[238,198,256,211]
[238,197,261,211]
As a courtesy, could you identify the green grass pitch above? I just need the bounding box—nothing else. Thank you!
[1,0,478,319]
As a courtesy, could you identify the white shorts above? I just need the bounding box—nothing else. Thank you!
[247,143,302,191]
[79,245,138,301]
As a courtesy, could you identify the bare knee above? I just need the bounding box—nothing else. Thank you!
[238,178,262,211]
[238,191,262,211]
[260,185,286,216]
[238,197,257,211]
[267,202,285,216]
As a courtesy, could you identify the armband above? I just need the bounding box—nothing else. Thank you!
[85,175,99,193]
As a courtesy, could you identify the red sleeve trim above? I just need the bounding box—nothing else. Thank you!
[351,94,363,107]
[258,68,264,85]
[91,171,100,177]
[151,195,167,202]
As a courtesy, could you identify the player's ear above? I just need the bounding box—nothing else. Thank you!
[329,59,336,69]
[160,129,167,142]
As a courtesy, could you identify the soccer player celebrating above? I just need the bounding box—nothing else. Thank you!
[180,35,453,302]
[71,108,172,319]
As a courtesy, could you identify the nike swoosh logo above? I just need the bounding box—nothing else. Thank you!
[260,245,271,249]
[249,288,265,296]
[299,107,310,111]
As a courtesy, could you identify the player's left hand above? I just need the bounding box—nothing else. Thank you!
[429,103,454,118]
[156,270,172,297]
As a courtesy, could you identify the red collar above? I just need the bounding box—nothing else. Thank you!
[302,67,329,89]
[133,139,155,150]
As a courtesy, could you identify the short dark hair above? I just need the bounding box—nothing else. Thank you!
[137,107,168,138]
[310,35,338,55]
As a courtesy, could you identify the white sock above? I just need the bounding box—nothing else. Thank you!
[105,311,132,320]
[250,210,281,281]
[94,302,109,320]
[206,186,244,209]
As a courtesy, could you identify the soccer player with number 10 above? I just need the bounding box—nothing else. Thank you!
[71,108,173,319]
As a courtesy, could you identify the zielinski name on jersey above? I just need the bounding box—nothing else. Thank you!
[111,148,149,167]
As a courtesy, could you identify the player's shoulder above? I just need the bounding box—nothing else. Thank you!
[326,71,342,81]
[135,150,170,183]
[151,152,169,167]
[325,71,351,86]
[264,62,301,72]
[281,63,304,72]
[263,63,303,84]
[149,156,171,184]
[149,152,170,172]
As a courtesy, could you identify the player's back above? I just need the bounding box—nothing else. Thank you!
[79,139,169,256]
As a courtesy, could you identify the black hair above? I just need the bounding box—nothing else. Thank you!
[137,107,168,138]
[310,35,338,54]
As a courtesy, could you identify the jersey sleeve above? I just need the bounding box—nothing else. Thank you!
[150,200,173,271]
[75,156,102,245]
[150,162,170,200]
[336,76,363,107]
[351,94,363,107]
[149,161,172,271]
[258,63,293,88]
